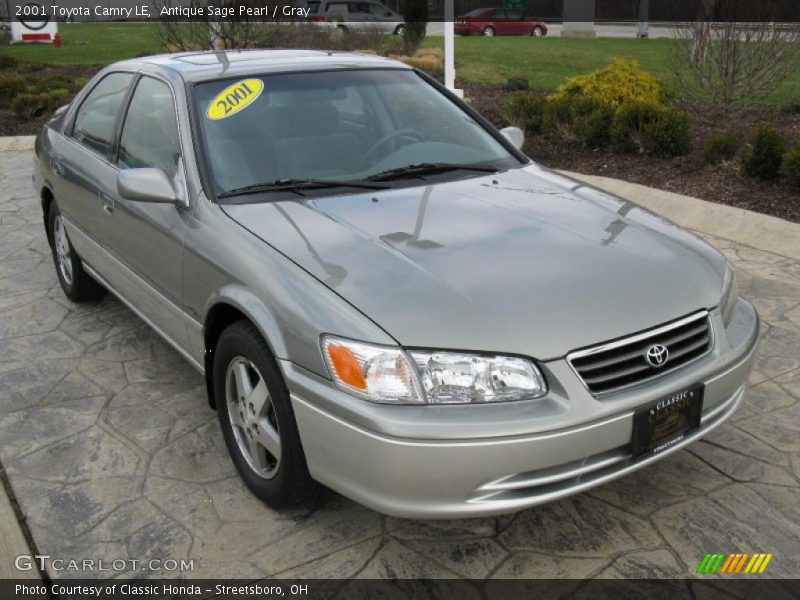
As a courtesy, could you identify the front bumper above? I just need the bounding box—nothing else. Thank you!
[287,299,759,518]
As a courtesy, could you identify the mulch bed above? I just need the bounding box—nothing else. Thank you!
[463,82,800,224]
[1,66,797,223]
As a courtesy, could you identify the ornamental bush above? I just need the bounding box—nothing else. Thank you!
[644,107,692,158]
[11,89,69,119]
[0,75,26,107]
[611,101,663,153]
[542,95,614,148]
[742,124,785,180]
[701,132,740,166]
[503,91,547,135]
[553,58,667,109]
[783,141,800,186]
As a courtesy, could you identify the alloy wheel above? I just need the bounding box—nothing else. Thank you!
[225,356,281,479]
[53,215,73,285]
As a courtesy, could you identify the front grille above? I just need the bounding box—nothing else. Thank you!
[568,311,712,395]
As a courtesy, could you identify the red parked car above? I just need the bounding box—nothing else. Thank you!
[455,8,547,36]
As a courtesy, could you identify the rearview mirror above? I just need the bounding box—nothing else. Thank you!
[500,126,525,150]
[117,168,179,204]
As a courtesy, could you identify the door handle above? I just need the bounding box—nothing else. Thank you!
[100,192,115,215]
[52,159,64,177]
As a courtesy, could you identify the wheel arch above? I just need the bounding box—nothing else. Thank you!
[41,186,55,246]
[202,288,288,410]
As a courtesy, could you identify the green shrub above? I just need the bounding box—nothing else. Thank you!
[11,89,69,119]
[504,76,529,91]
[611,101,663,153]
[541,95,614,148]
[742,124,785,180]
[0,54,18,69]
[554,58,667,109]
[570,96,614,148]
[783,142,800,186]
[644,107,692,158]
[701,132,740,166]
[503,91,547,135]
[610,101,691,157]
[0,75,26,107]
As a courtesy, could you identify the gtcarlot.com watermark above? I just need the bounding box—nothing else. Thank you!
[15,554,195,573]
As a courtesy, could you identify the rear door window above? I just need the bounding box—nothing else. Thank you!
[71,72,134,161]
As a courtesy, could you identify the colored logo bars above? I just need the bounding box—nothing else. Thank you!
[696,552,774,574]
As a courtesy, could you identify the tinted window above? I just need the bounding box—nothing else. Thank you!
[326,2,346,14]
[193,69,518,194]
[464,8,488,17]
[506,9,522,18]
[347,2,370,14]
[306,1,321,13]
[118,77,181,178]
[491,10,507,18]
[72,72,133,160]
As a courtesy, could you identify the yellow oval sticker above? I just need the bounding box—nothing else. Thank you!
[206,78,264,120]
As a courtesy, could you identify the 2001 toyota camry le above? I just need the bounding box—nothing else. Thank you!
[33,50,759,518]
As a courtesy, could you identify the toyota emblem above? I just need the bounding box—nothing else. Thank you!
[645,344,669,367]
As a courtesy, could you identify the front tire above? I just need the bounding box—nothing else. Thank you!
[214,320,318,508]
[531,26,544,37]
[482,26,495,36]
[47,202,105,302]
[394,24,404,35]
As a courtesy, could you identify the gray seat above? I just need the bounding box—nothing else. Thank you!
[275,103,363,179]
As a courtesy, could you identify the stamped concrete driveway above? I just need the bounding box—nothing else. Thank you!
[1,139,799,581]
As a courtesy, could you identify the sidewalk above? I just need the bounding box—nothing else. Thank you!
[0,475,39,580]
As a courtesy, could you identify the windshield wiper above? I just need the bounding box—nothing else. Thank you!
[218,178,389,199]
[365,162,498,182]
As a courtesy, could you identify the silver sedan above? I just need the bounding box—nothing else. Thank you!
[33,50,759,518]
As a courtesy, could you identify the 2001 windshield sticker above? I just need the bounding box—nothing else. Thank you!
[207,79,264,120]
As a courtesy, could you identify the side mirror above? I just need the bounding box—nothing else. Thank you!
[117,168,178,204]
[500,126,525,150]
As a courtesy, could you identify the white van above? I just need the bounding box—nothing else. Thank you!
[306,0,405,35]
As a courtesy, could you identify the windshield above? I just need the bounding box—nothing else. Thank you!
[192,69,520,197]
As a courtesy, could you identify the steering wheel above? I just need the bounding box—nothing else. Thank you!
[365,128,424,161]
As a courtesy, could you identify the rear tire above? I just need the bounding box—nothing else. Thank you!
[394,24,404,35]
[214,320,318,509]
[47,202,106,303]
[482,26,495,36]
[531,26,544,37]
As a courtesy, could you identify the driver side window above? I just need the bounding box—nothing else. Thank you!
[118,76,181,179]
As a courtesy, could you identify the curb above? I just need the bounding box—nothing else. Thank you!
[2,136,796,259]
[0,135,35,152]
[560,171,800,261]
[0,477,39,580]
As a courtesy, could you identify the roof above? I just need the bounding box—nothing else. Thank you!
[121,49,409,82]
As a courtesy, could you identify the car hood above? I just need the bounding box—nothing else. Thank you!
[222,165,726,359]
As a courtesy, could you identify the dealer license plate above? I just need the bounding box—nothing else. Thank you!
[632,384,703,457]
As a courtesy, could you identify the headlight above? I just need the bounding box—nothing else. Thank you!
[720,262,738,326]
[322,337,546,405]
[322,337,425,404]
[409,351,547,404]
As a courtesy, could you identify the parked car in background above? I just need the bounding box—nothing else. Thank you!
[306,0,404,35]
[455,8,547,36]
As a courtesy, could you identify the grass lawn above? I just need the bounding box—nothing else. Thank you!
[0,22,161,65]
[2,23,798,106]
[422,36,800,107]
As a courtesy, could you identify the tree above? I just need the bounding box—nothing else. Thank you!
[403,0,428,53]
[669,1,800,106]
[153,0,265,51]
